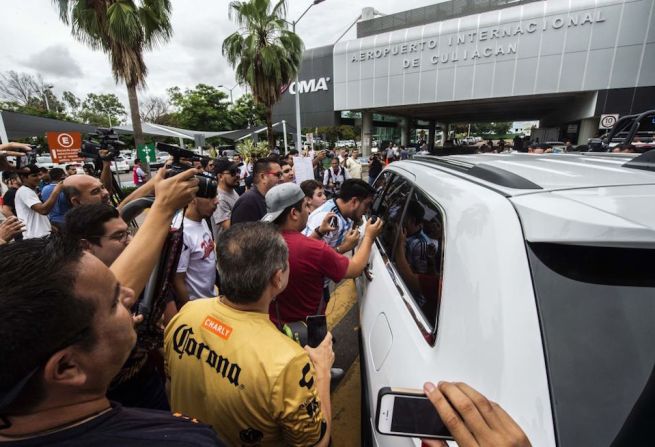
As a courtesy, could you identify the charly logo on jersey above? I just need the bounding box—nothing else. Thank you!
[173,324,242,387]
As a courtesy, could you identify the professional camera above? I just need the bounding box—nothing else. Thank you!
[80,128,124,161]
[156,142,218,199]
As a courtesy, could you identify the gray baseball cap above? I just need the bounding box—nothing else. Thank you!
[261,183,306,223]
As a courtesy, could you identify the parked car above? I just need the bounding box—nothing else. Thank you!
[358,151,655,447]
[149,151,171,169]
[36,155,83,174]
[109,156,130,173]
[120,150,135,168]
[336,139,356,148]
[35,155,56,169]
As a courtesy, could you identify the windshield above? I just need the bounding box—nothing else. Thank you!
[527,242,655,447]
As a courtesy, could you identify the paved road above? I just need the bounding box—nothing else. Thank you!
[326,279,361,446]
[117,172,134,188]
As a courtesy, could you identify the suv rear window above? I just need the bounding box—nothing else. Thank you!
[527,243,655,447]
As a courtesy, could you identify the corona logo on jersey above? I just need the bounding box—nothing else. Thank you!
[172,324,242,386]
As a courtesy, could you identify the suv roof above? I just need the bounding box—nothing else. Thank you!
[412,152,655,196]
[405,152,655,246]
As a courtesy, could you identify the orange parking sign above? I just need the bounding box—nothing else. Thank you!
[46,132,82,164]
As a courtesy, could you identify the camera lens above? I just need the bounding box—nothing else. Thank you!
[196,173,218,199]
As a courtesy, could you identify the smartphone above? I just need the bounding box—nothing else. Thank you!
[370,215,378,225]
[329,216,338,229]
[376,387,453,440]
[15,155,28,170]
[306,315,327,348]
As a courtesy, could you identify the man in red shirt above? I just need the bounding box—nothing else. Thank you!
[262,183,383,325]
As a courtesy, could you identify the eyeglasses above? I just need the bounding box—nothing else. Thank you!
[267,171,283,178]
[89,230,130,243]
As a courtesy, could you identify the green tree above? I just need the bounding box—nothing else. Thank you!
[54,0,173,169]
[140,95,177,125]
[453,122,513,137]
[228,93,266,129]
[62,91,81,116]
[78,93,126,127]
[222,0,303,150]
[168,84,230,130]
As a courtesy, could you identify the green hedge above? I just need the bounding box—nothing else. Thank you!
[121,186,138,196]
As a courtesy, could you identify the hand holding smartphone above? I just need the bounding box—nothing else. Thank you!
[377,382,531,446]
[306,315,327,348]
[376,387,453,441]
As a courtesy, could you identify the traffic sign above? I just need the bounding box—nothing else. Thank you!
[599,114,619,129]
[137,143,156,165]
[46,131,82,163]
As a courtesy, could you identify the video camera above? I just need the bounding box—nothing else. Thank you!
[156,142,217,199]
[80,128,124,161]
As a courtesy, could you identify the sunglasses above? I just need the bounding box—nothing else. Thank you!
[267,171,283,178]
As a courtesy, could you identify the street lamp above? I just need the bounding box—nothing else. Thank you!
[218,84,238,103]
[288,0,327,150]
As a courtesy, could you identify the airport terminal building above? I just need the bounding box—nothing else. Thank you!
[272,0,655,152]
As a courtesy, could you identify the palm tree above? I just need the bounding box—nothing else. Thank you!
[222,0,303,150]
[54,0,173,169]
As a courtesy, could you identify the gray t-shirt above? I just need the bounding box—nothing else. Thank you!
[211,188,240,241]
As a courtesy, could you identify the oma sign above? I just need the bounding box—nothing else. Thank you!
[289,77,331,95]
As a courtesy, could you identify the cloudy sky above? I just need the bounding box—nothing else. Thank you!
[2,0,441,110]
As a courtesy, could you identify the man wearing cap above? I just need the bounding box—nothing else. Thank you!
[210,159,240,241]
[262,183,383,326]
[15,164,64,238]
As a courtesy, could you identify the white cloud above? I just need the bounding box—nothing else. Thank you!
[23,44,83,78]
[2,0,443,109]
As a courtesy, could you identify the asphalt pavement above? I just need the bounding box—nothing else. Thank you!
[326,279,361,446]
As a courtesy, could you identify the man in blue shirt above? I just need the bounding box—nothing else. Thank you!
[40,168,69,231]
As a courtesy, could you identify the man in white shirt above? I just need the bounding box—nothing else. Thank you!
[344,149,362,179]
[323,158,350,198]
[173,194,218,305]
[16,165,64,238]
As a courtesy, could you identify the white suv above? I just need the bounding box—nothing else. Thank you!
[358,152,655,446]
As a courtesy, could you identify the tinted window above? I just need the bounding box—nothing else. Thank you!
[527,243,655,447]
[394,189,444,328]
[374,175,411,256]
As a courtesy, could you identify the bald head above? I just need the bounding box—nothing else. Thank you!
[64,174,110,206]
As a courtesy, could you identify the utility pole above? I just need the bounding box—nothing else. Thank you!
[288,0,327,151]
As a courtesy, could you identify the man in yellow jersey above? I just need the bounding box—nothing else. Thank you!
[165,222,334,446]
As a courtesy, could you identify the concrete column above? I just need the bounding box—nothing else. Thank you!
[428,120,436,152]
[578,117,600,145]
[361,111,373,156]
[400,118,410,147]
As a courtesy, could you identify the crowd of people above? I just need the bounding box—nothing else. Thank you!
[0,141,530,446]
